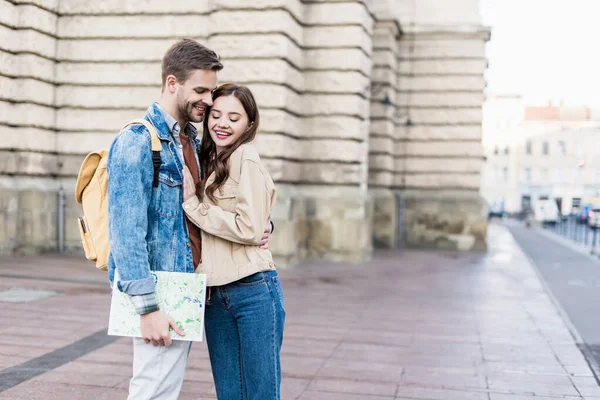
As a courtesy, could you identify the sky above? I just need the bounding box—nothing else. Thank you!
[481,0,600,107]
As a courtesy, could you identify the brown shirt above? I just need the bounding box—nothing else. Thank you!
[180,133,202,268]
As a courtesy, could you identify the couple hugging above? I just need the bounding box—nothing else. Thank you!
[106,39,284,400]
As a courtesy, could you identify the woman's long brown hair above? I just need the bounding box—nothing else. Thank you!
[197,83,260,203]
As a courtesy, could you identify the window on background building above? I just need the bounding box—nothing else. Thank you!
[542,141,549,155]
[558,140,566,155]
[526,140,532,155]
[596,168,600,183]
[503,167,508,182]
[493,146,499,155]
[541,168,549,181]
[504,146,509,155]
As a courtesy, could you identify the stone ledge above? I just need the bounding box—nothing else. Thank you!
[0,151,59,175]
[256,134,366,163]
[0,75,55,106]
[58,15,209,39]
[0,1,58,36]
[304,26,372,55]
[0,25,57,59]
[398,38,486,59]
[304,2,373,33]
[0,51,55,82]
[0,125,56,152]
[56,38,191,62]
[0,101,55,129]
[59,0,211,14]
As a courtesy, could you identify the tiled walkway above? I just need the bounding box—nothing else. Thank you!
[0,223,598,399]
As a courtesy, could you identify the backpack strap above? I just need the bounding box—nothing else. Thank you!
[123,119,162,187]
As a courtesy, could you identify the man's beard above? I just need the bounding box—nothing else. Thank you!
[177,92,204,124]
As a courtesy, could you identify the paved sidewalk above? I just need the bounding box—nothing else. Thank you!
[0,223,599,399]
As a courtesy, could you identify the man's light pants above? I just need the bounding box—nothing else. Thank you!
[128,338,192,400]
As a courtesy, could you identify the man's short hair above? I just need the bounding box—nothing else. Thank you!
[161,39,223,87]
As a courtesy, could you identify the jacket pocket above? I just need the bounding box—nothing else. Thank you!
[213,184,238,212]
[156,172,182,218]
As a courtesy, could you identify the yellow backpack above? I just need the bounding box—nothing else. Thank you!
[74,119,162,271]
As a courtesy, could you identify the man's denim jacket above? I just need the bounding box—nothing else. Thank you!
[107,103,199,309]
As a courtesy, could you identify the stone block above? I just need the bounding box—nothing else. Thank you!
[396,0,484,26]
[396,125,482,141]
[0,101,56,129]
[0,52,55,82]
[400,140,482,158]
[399,107,483,124]
[369,188,397,248]
[56,85,159,109]
[256,134,366,163]
[1,3,58,36]
[398,58,487,75]
[302,116,368,141]
[368,137,394,154]
[56,108,142,132]
[260,109,301,137]
[0,126,56,152]
[304,94,369,119]
[58,154,87,177]
[15,190,58,254]
[56,62,160,85]
[246,84,303,115]
[399,190,487,251]
[58,15,209,38]
[211,0,303,21]
[0,189,18,255]
[211,10,303,46]
[304,26,372,55]
[11,0,59,12]
[305,196,373,261]
[398,38,486,59]
[369,120,395,136]
[59,0,209,14]
[304,2,373,33]
[57,132,115,155]
[0,75,55,106]
[397,75,486,91]
[219,59,304,92]
[209,34,303,70]
[303,71,370,94]
[262,159,362,184]
[57,39,176,62]
[304,49,372,75]
[369,154,394,171]
[372,31,398,51]
[371,67,396,86]
[372,50,397,69]
[398,92,485,107]
[401,173,481,190]
[368,170,394,187]
[0,151,59,175]
[0,25,57,59]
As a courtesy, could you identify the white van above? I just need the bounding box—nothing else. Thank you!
[533,199,559,224]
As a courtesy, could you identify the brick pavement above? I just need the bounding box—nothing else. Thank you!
[0,223,599,399]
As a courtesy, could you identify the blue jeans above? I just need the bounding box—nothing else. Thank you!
[205,270,286,400]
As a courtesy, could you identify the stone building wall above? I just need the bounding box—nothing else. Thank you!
[0,0,490,260]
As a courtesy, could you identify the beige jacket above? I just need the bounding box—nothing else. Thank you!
[182,143,277,287]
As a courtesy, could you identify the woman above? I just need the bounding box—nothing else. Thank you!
[181,83,285,400]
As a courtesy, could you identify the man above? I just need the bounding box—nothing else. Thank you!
[107,39,272,400]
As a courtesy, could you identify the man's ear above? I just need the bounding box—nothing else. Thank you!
[165,75,178,93]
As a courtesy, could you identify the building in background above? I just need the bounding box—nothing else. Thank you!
[0,0,490,261]
[482,99,600,216]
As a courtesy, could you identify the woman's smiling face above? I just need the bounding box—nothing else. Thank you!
[207,95,251,153]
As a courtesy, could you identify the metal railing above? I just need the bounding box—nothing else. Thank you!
[542,216,600,255]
